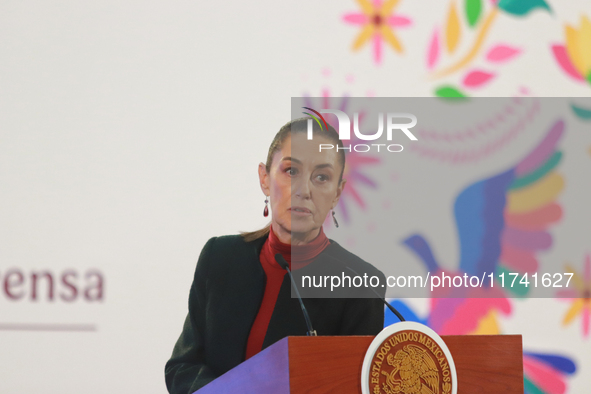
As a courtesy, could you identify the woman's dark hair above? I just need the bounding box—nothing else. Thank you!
[241,117,346,242]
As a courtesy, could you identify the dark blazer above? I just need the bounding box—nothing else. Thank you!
[164,234,386,394]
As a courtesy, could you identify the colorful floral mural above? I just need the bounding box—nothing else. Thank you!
[403,119,564,301]
[425,0,551,97]
[336,2,589,391]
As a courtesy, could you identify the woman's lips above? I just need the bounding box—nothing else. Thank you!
[290,207,312,216]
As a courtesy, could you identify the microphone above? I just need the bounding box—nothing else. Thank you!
[275,254,317,336]
[331,258,406,323]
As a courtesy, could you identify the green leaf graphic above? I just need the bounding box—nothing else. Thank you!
[509,151,562,190]
[435,85,468,99]
[465,0,482,27]
[571,103,591,120]
[496,266,529,298]
[523,377,545,394]
[497,0,551,17]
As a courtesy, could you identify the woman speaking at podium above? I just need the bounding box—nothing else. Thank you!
[165,118,386,394]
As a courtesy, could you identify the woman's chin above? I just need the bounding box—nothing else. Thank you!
[290,223,319,238]
[274,216,319,238]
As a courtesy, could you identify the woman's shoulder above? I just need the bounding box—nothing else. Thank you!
[205,234,247,247]
[202,233,266,252]
[198,234,267,261]
[194,234,267,279]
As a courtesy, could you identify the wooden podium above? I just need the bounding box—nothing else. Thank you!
[195,335,523,393]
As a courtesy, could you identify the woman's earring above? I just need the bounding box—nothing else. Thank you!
[263,196,269,217]
[332,210,339,228]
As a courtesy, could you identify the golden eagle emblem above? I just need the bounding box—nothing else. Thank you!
[380,344,440,394]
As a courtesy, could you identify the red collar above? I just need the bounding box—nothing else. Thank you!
[262,225,330,270]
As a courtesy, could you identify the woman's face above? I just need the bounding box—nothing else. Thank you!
[258,133,346,245]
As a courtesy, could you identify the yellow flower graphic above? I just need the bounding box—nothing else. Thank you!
[343,0,411,64]
[553,15,591,85]
[560,253,591,338]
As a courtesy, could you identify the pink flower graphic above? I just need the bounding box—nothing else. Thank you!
[302,94,380,224]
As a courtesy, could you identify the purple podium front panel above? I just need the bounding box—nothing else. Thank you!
[194,337,290,394]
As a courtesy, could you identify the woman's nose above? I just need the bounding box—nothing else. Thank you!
[293,178,311,199]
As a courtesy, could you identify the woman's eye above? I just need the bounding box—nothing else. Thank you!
[316,174,329,182]
[286,168,298,176]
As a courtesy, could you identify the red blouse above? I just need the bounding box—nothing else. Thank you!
[244,225,330,359]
